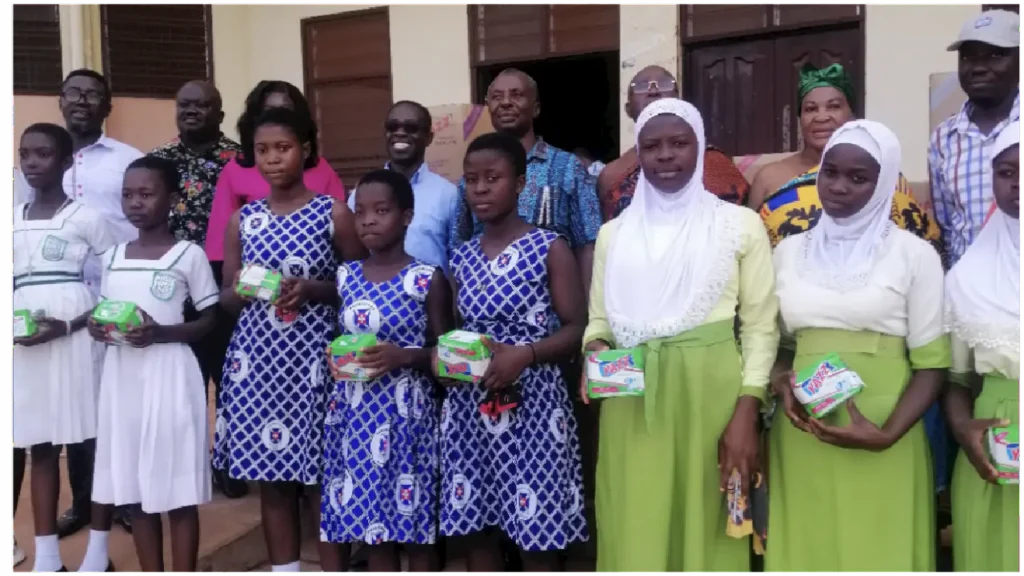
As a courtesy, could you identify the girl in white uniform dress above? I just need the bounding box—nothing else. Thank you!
[87,156,219,572]
[14,124,115,572]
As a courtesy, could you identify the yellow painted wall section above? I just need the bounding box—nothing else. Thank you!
[619,5,680,154]
[389,5,472,107]
[211,4,252,143]
[864,3,980,182]
[13,96,177,164]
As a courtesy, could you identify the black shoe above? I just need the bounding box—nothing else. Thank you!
[57,567,68,572]
[212,468,249,499]
[106,560,115,572]
[112,507,134,534]
[56,508,89,539]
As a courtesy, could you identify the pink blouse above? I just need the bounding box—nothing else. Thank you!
[204,156,347,261]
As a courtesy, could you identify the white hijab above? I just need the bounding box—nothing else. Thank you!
[945,122,1020,353]
[605,99,740,348]
[802,120,901,291]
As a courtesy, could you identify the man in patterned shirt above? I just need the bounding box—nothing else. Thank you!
[929,8,1019,268]
[450,68,601,292]
[150,80,248,499]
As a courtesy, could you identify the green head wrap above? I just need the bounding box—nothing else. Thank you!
[797,63,855,110]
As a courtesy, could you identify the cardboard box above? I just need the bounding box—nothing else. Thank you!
[930,71,967,135]
[425,104,495,184]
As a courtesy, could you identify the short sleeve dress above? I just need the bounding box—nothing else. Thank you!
[91,241,219,513]
[13,201,115,448]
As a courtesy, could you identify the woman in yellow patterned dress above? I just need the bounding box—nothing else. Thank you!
[752,63,943,257]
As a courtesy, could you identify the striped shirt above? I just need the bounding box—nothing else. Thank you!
[928,92,1019,268]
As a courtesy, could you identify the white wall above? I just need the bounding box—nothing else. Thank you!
[864,4,980,182]
[619,5,680,153]
[212,4,472,141]
[212,3,985,177]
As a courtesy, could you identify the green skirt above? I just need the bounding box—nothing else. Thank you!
[595,319,751,572]
[765,328,942,571]
[951,375,1019,572]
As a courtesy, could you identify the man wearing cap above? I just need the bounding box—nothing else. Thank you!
[929,8,1020,269]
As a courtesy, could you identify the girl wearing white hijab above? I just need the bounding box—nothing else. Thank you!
[767,120,950,571]
[943,122,1018,572]
[581,98,779,571]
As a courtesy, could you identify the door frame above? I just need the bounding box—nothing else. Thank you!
[679,5,866,113]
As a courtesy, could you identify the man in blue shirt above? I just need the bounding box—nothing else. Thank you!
[450,68,601,291]
[349,100,459,273]
[345,100,460,571]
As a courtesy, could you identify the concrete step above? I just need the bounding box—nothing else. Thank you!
[15,385,268,572]
[14,459,266,572]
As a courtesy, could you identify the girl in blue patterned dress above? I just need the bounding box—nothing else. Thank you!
[437,133,589,570]
[213,108,363,572]
[320,169,454,571]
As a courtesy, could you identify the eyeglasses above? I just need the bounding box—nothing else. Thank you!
[61,88,105,105]
[629,79,678,95]
[384,120,424,134]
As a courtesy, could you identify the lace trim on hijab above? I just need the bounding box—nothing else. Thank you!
[608,199,743,349]
[797,220,896,292]
[945,302,1021,354]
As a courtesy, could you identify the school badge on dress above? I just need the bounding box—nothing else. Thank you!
[41,234,68,261]
[370,424,391,466]
[450,473,472,510]
[490,246,520,276]
[150,271,178,301]
[515,484,538,521]
[395,473,420,516]
[261,420,291,451]
[402,265,434,302]
[345,299,382,334]
[241,213,269,236]
[327,472,354,513]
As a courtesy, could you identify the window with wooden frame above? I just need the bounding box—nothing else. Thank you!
[14,4,63,95]
[982,4,1019,13]
[681,5,864,156]
[101,5,213,98]
[469,4,619,67]
[302,8,393,190]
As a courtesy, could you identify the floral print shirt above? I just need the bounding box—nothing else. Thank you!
[150,134,241,246]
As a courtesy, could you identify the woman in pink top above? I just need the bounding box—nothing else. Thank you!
[205,81,347,261]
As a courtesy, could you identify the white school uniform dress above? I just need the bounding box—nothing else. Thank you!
[92,241,219,513]
[13,201,115,448]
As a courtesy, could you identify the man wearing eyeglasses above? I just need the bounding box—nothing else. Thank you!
[348,100,459,273]
[54,69,142,541]
[598,65,751,222]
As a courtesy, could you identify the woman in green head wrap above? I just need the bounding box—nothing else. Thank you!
[749,63,942,255]
[748,63,857,212]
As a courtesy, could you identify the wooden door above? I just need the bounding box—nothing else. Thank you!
[686,39,775,155]
[685,25,862,155]
[773,27,862,152]
[302,8,393,189]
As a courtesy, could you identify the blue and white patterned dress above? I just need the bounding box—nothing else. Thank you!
[214,195,336,485]
[441,228,588,551]
[320,260,440,545]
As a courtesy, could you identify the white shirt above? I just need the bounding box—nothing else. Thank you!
[61,134,143,295]
[774,228,946,350]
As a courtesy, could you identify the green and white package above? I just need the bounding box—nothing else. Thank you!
[91,301,143,345]
[586,348,645,399]
[792,353,865,418]
[987,425,1019,485]
[328,334,379,381]
[436,330,492,383]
